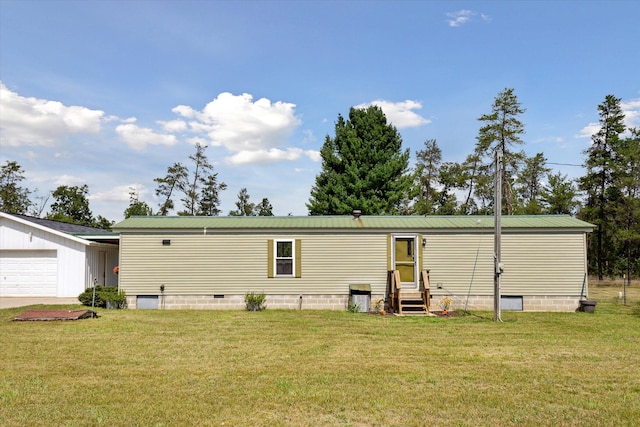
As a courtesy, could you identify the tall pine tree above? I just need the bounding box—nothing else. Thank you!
[413,139,442,215]
[307,106,411,215]
[578,95,626,279]
[612,128,640,280]
[475,88,526,215]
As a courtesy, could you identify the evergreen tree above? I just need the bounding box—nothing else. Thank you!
[229,188,256,216]
[198,173,227,216]
[515,153,550,214]
[307,106,411,215]
[578,95,626,279]
[611,128,640,279]
[154,162,188,216]
[255,198,274,216]
[0,160,32,214]
[180,143,212,215]
[154,144,226,216]
[475,88,526,214]
[439,160,475,214]
[413,139,442,215]
[540,172,580,215]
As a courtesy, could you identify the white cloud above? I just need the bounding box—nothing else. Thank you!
[157,119,188,133]
[226,148,303,165]
[356,99,430,129]
[225,148,321,165]
[115,122,179,151]
[172,92,303,164]
[621,98,640,128]
[577,97,640,138]
[305,150,321,162]
[301,129,316,144]
[53,174,86,187]
[90,183,149,202]
[172,104,196,118]
[577,122,600,139]
[0,82,104,146]
[446,10,475,27]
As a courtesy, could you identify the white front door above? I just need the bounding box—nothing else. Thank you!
[393,236,418,289]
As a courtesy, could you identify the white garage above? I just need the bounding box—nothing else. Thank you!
[0,213,119,298]
[0,250,58,296]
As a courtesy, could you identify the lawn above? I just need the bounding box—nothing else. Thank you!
[1,284,639,427]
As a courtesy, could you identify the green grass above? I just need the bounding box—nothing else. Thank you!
[1,284,639,426]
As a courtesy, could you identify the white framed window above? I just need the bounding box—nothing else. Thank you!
[275,240,294,276]
[267,239,301,278]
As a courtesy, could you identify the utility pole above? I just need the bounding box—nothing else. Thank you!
[494,150,503,322]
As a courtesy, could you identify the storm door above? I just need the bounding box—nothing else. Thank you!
[393,236,418,289]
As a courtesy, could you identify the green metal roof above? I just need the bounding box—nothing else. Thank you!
[113,215,593,231]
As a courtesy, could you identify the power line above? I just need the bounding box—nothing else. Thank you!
[547,162,584,167]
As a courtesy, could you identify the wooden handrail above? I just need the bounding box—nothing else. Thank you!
[387,270,403,314]
[421,269,431,312]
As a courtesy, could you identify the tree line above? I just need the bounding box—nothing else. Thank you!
[0,143,273,227]
[306,89,638,280]
[1,89,638,279]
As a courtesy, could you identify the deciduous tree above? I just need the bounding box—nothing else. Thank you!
[47,185,95,227]
[124,188,153,218]
[0,160,32,214]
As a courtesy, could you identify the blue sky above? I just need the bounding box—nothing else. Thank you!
[1,0,639,221]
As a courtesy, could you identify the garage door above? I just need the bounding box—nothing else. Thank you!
[0,250,57,296]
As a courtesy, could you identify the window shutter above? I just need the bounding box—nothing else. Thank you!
[386,234,392,271]
[295,239,302,278]
[267,239,274,278]
[418,234,424,271]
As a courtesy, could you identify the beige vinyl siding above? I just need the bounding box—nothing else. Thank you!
[424,232,587,296]
[501,233,586,296]
[119,233,387,296]
[424,233,494,294]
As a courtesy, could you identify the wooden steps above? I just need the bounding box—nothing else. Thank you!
[387,269,431,316]
[398,292,428,315]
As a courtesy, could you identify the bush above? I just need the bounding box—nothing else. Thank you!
[347,299,361,313]
[79,286,127,309]
[244,291,266,311]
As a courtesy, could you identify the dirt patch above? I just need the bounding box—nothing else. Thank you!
[431,310,462,318]
[14,309,97,321]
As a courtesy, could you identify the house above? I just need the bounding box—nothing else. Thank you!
[0,212,119,298]
[113,213,593,312]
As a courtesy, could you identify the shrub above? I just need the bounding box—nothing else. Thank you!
[244,291,266,311]
[347,299,361,313]
[79,286,127,309]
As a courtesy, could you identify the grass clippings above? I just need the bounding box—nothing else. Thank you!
[1,284,638,426]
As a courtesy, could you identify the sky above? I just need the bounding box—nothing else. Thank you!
[1,0,639,222]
